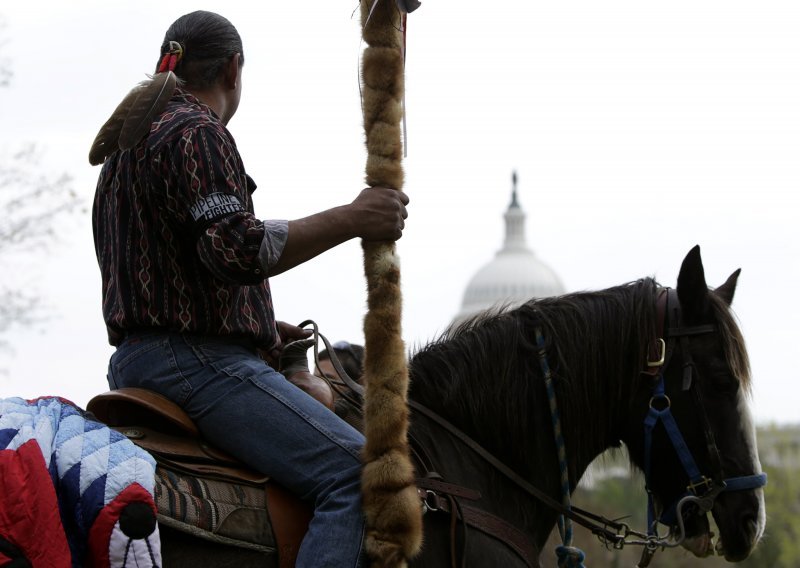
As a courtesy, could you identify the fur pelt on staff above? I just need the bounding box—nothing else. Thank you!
[359,1,423,566]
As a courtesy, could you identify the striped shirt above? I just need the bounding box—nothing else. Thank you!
[92,89,286,349]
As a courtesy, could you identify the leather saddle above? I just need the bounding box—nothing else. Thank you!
[86,387,311,567]
[87,387,267,484]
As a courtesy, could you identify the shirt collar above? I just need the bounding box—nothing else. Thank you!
[173,87,221,121]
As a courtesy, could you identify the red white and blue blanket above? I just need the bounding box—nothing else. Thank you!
[0,396,161,567]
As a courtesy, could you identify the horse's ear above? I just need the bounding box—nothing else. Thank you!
[677,245,710,318]
[714,268,741,306]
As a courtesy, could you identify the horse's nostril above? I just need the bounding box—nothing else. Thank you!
[740,513,757,529]
[736,512,761,543]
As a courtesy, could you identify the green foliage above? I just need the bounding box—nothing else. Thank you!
[742,464,800,568]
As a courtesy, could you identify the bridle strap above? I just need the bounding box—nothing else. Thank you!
[666,325,717,337]
[644,290,707,491]
[643,289,669,377]
[298,320,366,413]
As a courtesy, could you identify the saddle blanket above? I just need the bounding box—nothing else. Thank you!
[0,396,161,567]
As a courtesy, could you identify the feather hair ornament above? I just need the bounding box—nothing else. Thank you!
[118,71,177,151]
[88,71,177,165]
[88,79,147,166]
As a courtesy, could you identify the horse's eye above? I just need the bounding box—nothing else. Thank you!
[711,372,739,394]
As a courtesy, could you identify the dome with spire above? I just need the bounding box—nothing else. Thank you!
[453,172,565,324]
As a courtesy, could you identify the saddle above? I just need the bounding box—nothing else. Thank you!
[87,387,312,568]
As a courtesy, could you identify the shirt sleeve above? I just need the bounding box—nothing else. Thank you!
[160,124,285,283]
[260,219,289,270]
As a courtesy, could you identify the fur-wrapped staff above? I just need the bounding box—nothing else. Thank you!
[358,1,423,566]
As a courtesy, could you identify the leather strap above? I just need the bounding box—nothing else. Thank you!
[425,496,538,567]
[461,505,538,568]
[265,483,313,568]
[642,288,669,377]
[416,476,481,501]
[293,320,365,412]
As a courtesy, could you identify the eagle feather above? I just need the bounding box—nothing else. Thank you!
[88,71,177,165]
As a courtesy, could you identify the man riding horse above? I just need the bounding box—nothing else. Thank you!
[89,10,409,568]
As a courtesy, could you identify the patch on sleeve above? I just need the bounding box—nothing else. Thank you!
[189,193,244,223]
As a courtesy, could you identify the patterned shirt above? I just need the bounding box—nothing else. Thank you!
[92,89,286,349]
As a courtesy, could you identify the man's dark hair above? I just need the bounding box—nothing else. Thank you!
[157,10,244,89]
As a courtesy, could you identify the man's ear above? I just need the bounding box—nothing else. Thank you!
[223,53,242,90]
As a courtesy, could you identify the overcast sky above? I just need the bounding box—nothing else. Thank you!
[1,1,798,425]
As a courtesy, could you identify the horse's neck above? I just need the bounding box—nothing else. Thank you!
[407,291,649,548]
[552,349,636,484]
[409,409,555,551]
[408,371,626,552]
[515,345,638,548]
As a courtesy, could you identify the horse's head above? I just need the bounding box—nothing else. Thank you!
[626,246,766,562]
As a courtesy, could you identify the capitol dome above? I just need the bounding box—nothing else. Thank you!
[454,173,565,324]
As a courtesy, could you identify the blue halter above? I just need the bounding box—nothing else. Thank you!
[640,289,767,565]
[643,376,767,528]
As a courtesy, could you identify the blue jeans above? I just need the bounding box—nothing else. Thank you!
[107,332,366,568]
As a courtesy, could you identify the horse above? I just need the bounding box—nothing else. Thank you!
[90,245,767,567]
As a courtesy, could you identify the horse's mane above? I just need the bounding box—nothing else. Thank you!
[408,277,660,475]
[709,292,752,394]
[406,277,752,478]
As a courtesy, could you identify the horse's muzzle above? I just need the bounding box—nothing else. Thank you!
[710,488,765,562]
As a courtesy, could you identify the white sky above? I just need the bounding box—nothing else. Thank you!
[0,1,798,425]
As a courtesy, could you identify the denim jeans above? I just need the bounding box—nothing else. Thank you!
[107,331,366,568]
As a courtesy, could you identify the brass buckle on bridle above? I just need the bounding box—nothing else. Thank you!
[687,476,714,497]
[646,338,666,367]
